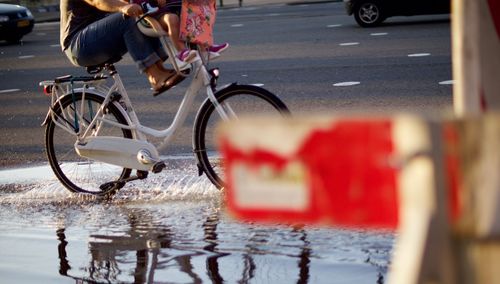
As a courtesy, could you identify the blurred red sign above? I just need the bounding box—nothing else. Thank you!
[220,119,399,228]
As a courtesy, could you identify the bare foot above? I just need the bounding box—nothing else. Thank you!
[146,62,175,90]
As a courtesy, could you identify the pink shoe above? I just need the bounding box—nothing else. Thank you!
[209,43,229,53]
[177,49,196,62]
[208,43,229,60]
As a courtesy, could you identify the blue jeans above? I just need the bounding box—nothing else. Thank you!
[66,13,167,72]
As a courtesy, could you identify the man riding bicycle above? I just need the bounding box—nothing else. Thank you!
[60,0,184,96]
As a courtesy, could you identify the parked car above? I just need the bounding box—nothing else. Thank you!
[344,0,450,27]
[0,3,34,43]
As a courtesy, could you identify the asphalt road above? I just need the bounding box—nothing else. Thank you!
[0,1,452,168]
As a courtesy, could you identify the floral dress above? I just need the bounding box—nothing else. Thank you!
[180,0,216,46]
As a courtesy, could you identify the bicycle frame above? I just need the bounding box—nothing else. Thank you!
[97,56,217,144]
[39,13,239,178]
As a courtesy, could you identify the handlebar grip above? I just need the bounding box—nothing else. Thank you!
[121,3,159,21]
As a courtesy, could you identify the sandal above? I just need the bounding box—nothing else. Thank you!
[152,72,186,97]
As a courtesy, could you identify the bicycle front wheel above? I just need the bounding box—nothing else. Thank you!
[194,84,290,189]
[45,92,132,195]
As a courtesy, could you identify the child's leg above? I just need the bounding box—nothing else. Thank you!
[160,13,184,52]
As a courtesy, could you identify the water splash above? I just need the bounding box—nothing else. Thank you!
[0,160,221,206]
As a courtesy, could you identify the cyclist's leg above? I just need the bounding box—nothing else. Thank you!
[161,13,184,51]
[68,13,167,70]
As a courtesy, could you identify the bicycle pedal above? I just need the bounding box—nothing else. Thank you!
[152,161,166,173]
[137,170,149,179]
[100,180,125,192]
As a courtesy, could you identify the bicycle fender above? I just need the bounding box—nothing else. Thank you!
[41,89,106,126]
[41,108,52,127]
[192,82,239,172]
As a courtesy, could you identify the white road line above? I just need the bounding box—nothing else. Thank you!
[0,89,21,93]
[50,44,60,47]
[408,53,431,57]
[327,24,342,28]
[231,24,244,27]
[36,32,46,36]
[339,42,359,46]
[251,83,264,87]
[18,55,35,59]
[439,80,454,85]
[333,81,360,87]
[238,7,258,11]
[371,32,388,36]
[267,13,280,16]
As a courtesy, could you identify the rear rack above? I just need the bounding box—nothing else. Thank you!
[39,74,108,87]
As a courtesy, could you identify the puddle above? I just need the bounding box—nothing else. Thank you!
[0,158,394,283]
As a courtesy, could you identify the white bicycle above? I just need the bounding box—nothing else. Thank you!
[39,10,290,196]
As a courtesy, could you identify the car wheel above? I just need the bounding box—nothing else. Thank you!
[354,1,385,27]
[6,35,23,44]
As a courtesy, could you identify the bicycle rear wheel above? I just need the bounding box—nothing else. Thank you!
[45,92,132,195]
[193,84,290,189]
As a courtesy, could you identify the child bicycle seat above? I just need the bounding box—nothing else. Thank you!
[134,1,166,38]
[137,16,167,38]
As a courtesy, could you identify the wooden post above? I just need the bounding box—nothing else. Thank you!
[452,114,500,284]
[452,0,500,115]
[388,117,455,284]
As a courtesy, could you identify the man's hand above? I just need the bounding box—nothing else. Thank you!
[84,0,144,16]
[120,3,143,17]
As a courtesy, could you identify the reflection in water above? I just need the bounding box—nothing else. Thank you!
[88,209,173,283]
[56,208,236,283]
[52,205,389,284]
[203,211,226,284]
[57,228,71,276]
[55,209,315,284]
[296,228,311,284]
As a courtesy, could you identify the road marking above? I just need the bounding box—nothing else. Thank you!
[231,24,244,27]
[36,32,46,36]
[267,13,280,16]
[252,83,264,87]
[408,53,431,57]
[0,89,20,94]
[339,42,359,46]
[371,32,388,36]
[333,81,360,87]
[327,24,342,28]
[242,74,248,77]
[439,80,454,85]
[18,55,35,59]
[50,44,60,47]
[238,7,258,11]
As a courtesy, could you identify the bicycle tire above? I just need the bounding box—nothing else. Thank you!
[193,84,290,189]
[45,92,133,195]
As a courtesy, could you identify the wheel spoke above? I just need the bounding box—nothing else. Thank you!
[46,93,132,194]
[194,85,290,189]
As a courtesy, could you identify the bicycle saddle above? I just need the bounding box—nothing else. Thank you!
[85,55,122,74]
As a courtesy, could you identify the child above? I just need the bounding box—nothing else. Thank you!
[135,0,228,66]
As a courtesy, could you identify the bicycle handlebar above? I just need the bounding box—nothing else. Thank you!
[135,3,159,23]
[122,2,159,21]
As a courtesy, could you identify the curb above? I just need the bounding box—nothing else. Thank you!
[32,0,342,23]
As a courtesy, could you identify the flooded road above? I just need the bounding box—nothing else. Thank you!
[0,159,393,283]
